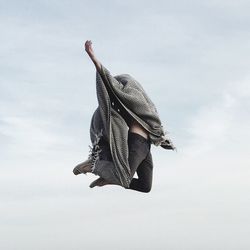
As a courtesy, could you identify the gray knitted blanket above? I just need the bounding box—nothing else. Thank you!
[89,64,174,188]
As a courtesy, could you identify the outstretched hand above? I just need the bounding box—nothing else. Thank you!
[85,40,94,58]
[84,39,102,73]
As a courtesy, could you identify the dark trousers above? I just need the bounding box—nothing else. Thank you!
[125,131,153,193]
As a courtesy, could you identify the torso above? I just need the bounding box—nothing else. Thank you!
[109,92,149,140]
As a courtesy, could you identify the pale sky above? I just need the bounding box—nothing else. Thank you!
[1,1,250,249]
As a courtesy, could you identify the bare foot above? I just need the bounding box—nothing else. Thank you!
[73,159,92,175]
[89,177,108,188]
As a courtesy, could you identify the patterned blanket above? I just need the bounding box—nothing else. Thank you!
[89,64,175,188]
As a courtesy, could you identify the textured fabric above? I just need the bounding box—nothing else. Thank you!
[89,64,175,188]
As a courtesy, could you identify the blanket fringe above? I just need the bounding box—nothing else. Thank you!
[88,129,103,173]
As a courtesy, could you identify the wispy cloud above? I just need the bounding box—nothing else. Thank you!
[1,1,250,249]
[183,76,250,156]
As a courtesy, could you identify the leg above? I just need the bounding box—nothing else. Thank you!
[127,132,150,177]
[89,132,152,190]
[125,131,153,192]
[127,151,153,193]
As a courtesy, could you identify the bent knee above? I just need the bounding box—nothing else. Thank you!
[141,184,152,193]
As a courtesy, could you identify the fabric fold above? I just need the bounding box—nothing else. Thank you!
[89,64,175,188]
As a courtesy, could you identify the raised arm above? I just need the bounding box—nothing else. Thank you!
[85,40,102,73]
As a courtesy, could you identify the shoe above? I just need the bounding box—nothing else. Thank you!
[73,158,92,175]
[89,177,108,188]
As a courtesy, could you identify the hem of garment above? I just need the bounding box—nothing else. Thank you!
[88,129,103,174]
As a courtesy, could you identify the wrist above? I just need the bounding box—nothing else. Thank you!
[90,55,99,65]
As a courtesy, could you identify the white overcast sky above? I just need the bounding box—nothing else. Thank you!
[1,0,250,249]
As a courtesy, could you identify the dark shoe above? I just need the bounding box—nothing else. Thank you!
[73,158,92,175]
